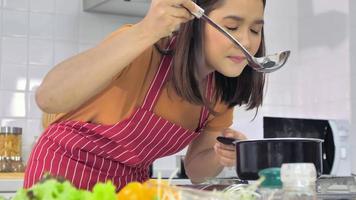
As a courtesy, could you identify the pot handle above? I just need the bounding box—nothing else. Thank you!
[216,136,238,146]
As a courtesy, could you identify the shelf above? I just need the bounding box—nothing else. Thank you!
[0,173,24,179]
[83,0,150,17]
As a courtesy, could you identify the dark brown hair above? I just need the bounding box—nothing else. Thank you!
[157,0,266,112]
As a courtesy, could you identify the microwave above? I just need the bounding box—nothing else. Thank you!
[263,117,351,176]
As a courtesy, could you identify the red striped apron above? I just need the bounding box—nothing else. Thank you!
[24,39,213,191]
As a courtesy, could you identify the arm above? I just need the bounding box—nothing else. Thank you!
[36,0,198,114]
[184,128,247,184]
[36,24,157,114]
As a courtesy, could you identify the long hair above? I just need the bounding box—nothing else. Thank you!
[156,0,266,113]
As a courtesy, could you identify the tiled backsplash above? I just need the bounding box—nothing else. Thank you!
[0,0,141,162]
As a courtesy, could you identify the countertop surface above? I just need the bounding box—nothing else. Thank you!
[0,173,24,192]
[0,175,191,192]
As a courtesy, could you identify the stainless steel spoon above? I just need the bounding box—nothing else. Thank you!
[190,4,291,73]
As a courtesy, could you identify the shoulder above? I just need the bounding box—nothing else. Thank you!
[204,102,234,132]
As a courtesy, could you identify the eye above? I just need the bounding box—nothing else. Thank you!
[225,26,238,31]
[250,29,261,35]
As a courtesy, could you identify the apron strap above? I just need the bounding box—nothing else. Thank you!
[141,39,175,111]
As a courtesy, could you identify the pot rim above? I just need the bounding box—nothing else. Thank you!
[233,137,324,144]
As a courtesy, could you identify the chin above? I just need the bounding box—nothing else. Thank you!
[217,61,247,77]
[223,66,246,77]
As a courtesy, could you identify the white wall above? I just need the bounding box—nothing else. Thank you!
[350,0,356,174]
[232,0,351,140]
[0,0,141,162]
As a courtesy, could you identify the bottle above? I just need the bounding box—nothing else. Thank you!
[258,168,283,200]
[281,163,317,200]
[0,127,22,172]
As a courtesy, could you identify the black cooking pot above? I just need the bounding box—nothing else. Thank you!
[235,138,323,180]
[217,137,323,180]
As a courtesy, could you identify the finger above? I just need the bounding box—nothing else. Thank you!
[170,6,194,20]
[217,154,235,167]
[214,144,236,160]
[216,142,235,151]
[165,6,194,22]
[169,0,199,16]
[219,145,235,152]
[179,0,199,15]
[222,129,247,140]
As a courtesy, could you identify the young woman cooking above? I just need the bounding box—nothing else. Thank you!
[24,0,266,191]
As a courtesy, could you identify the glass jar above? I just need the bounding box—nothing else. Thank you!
[11,156,25,172]
[1,127,22,158]
[0,127,23,172]
[281,163,317,200]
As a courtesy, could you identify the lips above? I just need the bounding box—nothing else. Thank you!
[227,56,245,64]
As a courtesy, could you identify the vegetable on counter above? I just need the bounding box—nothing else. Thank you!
[12,174,179,200]
[13,178,115,200]
[12,173,263,200]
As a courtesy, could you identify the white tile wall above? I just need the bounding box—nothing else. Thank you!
[232,0,352,139]
[3,0,29,11]
[29,0,54,13]
[2,37,28,64]
[0,64,27,91]
[0,0,140,163]
[3,10,28,37]
[349,0,356,174]
[29,12,54,39]
[29,39,53,65]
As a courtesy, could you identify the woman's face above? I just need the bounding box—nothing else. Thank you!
[203,0,264,77]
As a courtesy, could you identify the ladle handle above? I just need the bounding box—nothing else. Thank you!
[189,3,254,62]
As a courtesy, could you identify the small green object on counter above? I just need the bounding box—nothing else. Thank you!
[258,167,282,189]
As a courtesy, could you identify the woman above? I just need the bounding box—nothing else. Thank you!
[24,0,265,191]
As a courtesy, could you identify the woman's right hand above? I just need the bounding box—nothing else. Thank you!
[138,0,198,40]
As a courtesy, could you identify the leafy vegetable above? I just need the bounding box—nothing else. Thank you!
[12,177,116,200]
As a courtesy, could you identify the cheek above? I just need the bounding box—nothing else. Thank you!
[204,28,231,60]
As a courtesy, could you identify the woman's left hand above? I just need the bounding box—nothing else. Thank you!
[213,128,247,167]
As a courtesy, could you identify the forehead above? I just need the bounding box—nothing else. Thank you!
[209,0,264,20]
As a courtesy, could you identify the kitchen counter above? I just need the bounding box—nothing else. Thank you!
[0,173,24,191]
[0,173,24,199]
[2,174,355,200]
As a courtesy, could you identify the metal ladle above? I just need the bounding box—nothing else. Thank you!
[190,4,291,73]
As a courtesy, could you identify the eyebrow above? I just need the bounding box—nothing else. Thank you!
[223,15,265,25]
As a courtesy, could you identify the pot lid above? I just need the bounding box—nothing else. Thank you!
[233,137,324,144]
